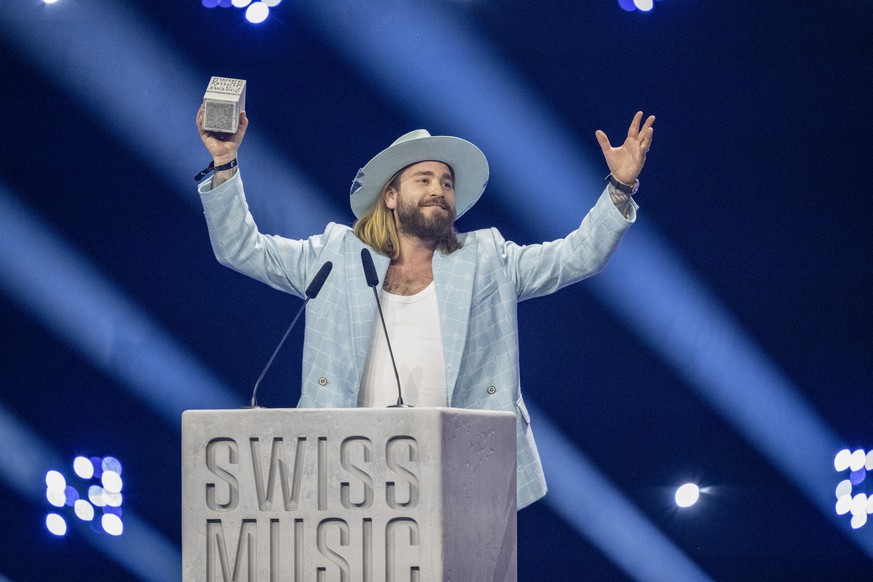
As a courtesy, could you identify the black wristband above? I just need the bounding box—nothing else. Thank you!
[194,158,238,182]
[605,173,639,196]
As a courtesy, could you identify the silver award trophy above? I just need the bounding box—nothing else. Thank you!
[201,76,247,134]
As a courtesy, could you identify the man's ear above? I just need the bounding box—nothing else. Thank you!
[384,187,397,210]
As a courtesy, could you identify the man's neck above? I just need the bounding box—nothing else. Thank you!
[384,234,437,296]
[393,233,437,267]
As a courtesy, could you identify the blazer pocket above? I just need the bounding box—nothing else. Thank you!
[472,279,499,304]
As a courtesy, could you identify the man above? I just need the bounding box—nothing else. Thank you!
[196,108,654,508]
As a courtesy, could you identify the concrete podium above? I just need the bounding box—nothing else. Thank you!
[182,408,517,581]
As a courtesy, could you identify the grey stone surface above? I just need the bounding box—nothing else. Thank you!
[182,408,517,581]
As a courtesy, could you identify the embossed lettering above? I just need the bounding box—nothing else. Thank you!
[206,519,257,582]
[206,438,239,511]
[316,518,350,582]
[385,436,419,510]
[250,437,307,511]
[385,517,420,582]
[340,436,374,510]
[318,437,328,511]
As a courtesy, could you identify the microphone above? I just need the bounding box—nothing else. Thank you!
[248,261,333,408]
[360,248,409,408]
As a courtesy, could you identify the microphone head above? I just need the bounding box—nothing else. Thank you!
[305,261,333,299]
[360,248,379,288]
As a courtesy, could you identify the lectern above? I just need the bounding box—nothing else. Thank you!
[182,408,517,581]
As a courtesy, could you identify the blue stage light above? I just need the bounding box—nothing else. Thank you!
[618,0,637,12]
[90,456,103,479]
[0,402,178,581]
[103,505,123,517]
[834,448,872,529]
[64,486,79,507]
[102,456,122,476]
[43,453,127,537]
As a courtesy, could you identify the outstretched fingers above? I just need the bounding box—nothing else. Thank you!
[626,111,644,139]
[639,115,655,152]
[595,129,612,155]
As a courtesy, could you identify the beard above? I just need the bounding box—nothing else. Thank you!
[395,195,456,241]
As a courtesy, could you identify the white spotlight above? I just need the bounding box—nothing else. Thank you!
[46,513,67,536]
[246,2,269,23]
[633,0,654,11]
[834,449,852,472]
[45,470,66,491]
[102,514,124,536]
[850,449,866,472]
[74,456,94,479]
[675,483,700,508]
[46,487,66,508]
[74,499,95,521]
[88,485,107,507]
[102,470,123,494]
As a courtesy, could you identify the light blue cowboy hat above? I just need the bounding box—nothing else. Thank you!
[349,129,489,219]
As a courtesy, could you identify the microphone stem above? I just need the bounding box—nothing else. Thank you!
[250,297,309,407]
[371,286,404,406]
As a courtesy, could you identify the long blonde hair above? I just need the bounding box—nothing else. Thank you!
[353,168,462,259]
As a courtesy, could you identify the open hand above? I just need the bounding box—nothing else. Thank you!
[595,111,655,185]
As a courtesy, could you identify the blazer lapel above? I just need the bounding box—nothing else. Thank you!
[432,237,476,403]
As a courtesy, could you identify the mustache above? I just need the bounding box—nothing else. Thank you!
[419,198,448,210]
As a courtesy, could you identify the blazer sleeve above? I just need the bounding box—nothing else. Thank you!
[491,187,636,301]
[198,171,336,299]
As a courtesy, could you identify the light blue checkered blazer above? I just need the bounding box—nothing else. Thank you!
[199,173,635,509]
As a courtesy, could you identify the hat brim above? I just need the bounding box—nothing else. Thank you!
[350,135,489,220]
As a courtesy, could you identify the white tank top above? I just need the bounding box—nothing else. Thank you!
[358,282,448,407]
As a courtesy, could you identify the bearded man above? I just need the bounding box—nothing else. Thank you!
[196,109,654,509]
